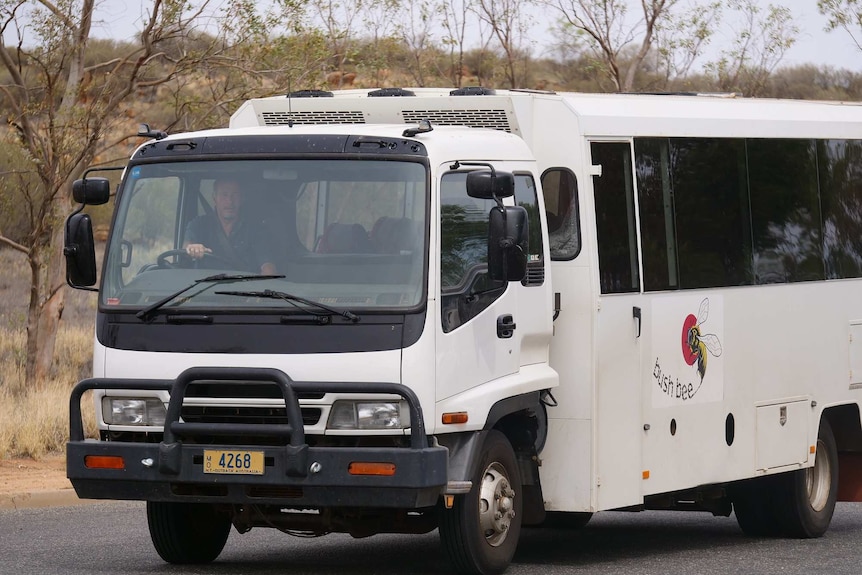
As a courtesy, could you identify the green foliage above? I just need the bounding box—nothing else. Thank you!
[0,132,40,244]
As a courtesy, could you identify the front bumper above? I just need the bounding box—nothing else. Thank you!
[67,367,448,508]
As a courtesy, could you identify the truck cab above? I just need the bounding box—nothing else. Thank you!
[66,121,555,575]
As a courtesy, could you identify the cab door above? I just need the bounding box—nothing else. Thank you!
[435,166,521,401]
[589,141,646,511]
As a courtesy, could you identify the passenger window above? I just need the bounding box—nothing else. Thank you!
[440,171,505,333]
[591,142,640,294]
[541,168,580,260]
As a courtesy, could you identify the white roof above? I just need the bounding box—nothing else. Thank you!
[232,88,862,141]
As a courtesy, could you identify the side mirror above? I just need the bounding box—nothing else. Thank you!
[488,206,528,282]
[72,177,111,205]
[64,213,97,287]
[467,170,515,200]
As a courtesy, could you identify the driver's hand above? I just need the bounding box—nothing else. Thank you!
[186,243,212,260]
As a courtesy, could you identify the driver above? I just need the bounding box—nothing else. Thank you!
[184,178,277,274]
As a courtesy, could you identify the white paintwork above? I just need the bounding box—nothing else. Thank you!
[95,89,862,515]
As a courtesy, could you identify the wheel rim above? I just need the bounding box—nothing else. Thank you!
[478,461,516,547]
[806,437,832,512]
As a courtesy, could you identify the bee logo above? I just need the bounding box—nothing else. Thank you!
[681,298,723,382]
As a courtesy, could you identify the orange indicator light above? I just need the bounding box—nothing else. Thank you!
[84,455,125,470]
[642,470,650,480]
[810,445,817,454]
[348,462,396,476]
[442,412,469,425]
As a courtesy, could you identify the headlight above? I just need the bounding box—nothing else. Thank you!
[102,397,167,426]
[328,401,410,430]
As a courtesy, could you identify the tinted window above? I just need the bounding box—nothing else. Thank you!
[748,139,823,283]
[819,139,862,279]
[440,171,505,332]
[542,168,581,260]
[672,139,752,288]
[635,139,678,291]
[636,138,753,290]
[592,142,639,294]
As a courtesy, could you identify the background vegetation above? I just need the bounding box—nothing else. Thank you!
[1,0,861,457]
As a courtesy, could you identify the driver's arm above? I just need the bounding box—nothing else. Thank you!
[183,217,212,260]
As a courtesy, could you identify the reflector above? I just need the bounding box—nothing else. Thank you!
[84,455,125,470]
[348,462,396,476]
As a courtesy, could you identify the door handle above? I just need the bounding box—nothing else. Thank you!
[497,314,516,339]
[633,306,642,338]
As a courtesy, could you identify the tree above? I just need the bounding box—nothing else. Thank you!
[307,0,364,85]
[167,0,330,131]
[652,1,720,88]
[397,0,438,86]
[438,0,472,86]
[546,0,797,94]
[547,0,680,92]
[819,0,862,51]
[473,0,533,88]
[705,0,798,96]
[0,0,213,392]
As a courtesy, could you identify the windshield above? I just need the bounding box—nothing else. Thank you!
[100,159,427,313]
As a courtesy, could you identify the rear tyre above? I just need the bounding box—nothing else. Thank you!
[147,501,231,564]
[440,431,523,575]
[775,419,839,538]
[730,475,782,537]
[732,419,839,539]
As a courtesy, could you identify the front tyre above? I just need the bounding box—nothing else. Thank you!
[147,502,231,564]
[440,431,523,575]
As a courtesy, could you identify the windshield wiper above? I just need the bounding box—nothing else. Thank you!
[136,273,285,321]
[215,289,360,322]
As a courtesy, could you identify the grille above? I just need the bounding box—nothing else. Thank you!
[185,381,325,400]
[522,265,545,286]
[261,110,365,125]
[401,109,512,132]
[181,405,322,426]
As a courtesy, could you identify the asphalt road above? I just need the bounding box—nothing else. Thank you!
[3,502,862,575]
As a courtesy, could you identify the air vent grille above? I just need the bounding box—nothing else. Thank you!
[401,109,511,132]
[261,111,365,126]
[522,265,545,286]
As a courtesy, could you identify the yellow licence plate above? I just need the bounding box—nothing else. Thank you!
[203,450,265,475]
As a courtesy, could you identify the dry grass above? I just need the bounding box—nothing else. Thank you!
[0,248,99,459]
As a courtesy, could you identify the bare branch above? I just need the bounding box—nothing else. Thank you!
[0,234,30,255]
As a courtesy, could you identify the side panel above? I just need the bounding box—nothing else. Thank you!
[532,96,596,512]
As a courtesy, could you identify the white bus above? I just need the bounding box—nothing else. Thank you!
[65,88,862,574]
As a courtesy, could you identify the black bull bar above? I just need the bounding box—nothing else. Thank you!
[67,367,448,508]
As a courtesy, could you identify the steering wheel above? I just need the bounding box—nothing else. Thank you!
[156,249,192,269]
[156,248,237,269]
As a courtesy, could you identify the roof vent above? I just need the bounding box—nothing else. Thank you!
[450,87,496,96]
[368,88,416,97]
[286,90,334,98]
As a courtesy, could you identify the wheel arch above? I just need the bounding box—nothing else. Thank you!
[437,392,544,484]
[821,402,862,502]
[821,402,862,452]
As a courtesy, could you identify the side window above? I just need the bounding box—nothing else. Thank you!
[541,168,580,260]
[117,177,181,285]
[820,139,862,279]
[440,171,505,333]
[636,138,753,290]
[591,142,640,294]
[748,139,823,283]
[514,173,545,285]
